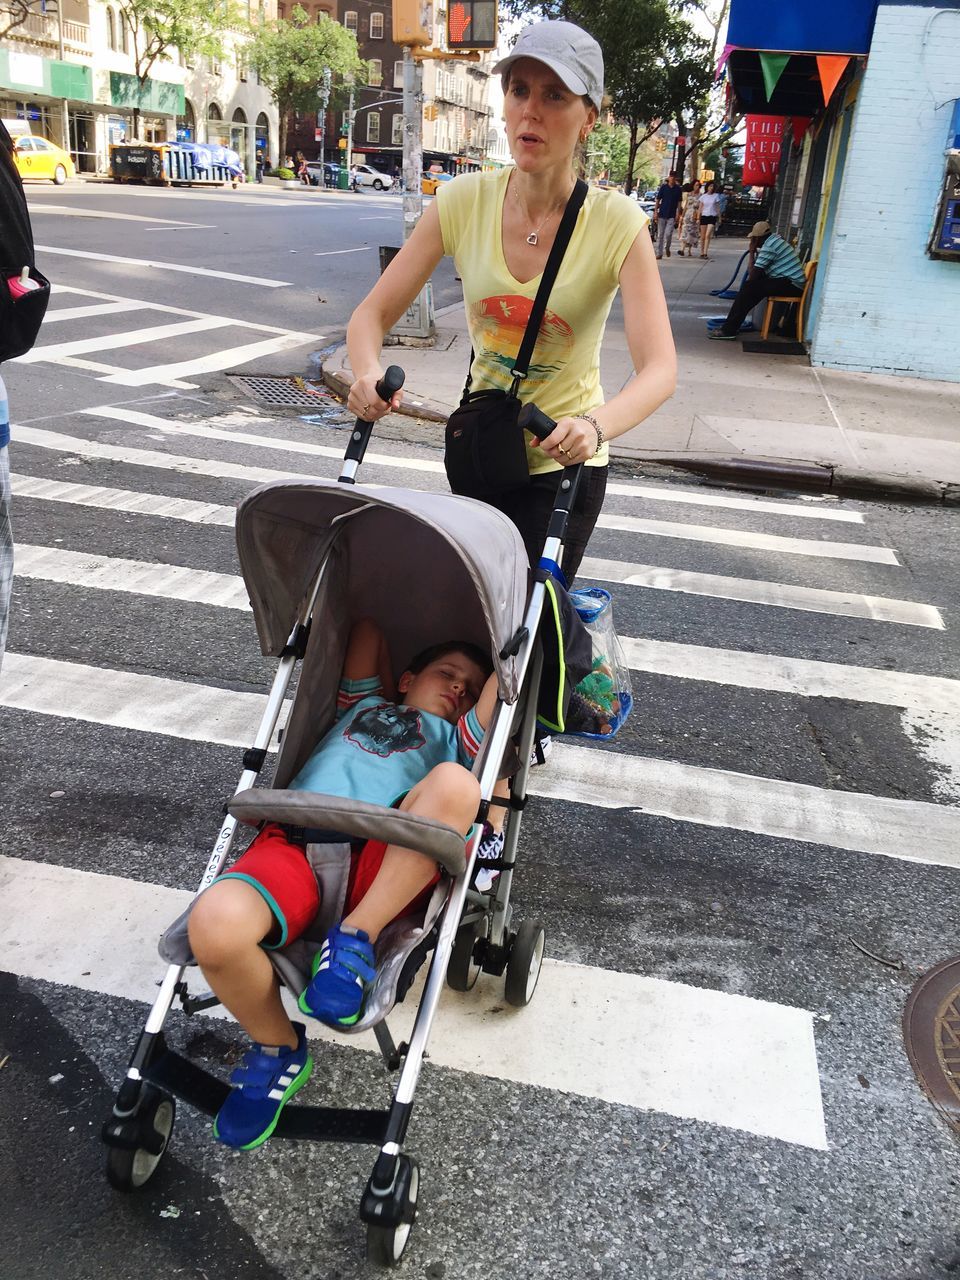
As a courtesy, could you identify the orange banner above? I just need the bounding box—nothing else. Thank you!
[816,55,850,107]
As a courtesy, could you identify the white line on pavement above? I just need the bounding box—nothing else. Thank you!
[313,247,374,255]
[580,556,943,628]
[622,636,960,716]
[43,301,151,323]
[4,653,960,870]
[9,473,235,525]
[603,483,865,523]
[49,283,321,336]
[14,544,250,610]
[596,513,897,564]
[95,333,322,387]
[28,205,214,228]
[0,853,827,1149]
[16,316,237,363]
[35,244,292,287]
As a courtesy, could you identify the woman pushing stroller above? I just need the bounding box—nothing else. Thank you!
[188,618,497,1151]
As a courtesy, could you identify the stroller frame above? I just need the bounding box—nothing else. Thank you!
[101,371,584,1266]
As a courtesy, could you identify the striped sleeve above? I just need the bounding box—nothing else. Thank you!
[336,675,384,719]
[456,707,485,764]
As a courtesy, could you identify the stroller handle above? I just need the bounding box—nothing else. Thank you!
[516,403,584,569]
[339,365,406,483]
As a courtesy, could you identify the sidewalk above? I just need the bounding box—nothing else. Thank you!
[323,235,960,502]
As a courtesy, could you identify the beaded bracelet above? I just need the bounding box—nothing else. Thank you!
[576,412,604,457]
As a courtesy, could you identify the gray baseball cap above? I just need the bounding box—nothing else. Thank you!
[492,20,604,112]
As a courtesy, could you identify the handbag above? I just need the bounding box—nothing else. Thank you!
[444,178,587,499]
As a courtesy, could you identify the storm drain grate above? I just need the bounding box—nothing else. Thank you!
[232,374,340,409]
[903,956,960,1135]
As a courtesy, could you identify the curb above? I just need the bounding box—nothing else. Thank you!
[320,364,450,423]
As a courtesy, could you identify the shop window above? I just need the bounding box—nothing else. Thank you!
[367,112,380,142]
[370,11,383,38]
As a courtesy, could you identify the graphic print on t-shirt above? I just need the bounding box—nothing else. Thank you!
[470,295,574,388]
[345,703,426,758]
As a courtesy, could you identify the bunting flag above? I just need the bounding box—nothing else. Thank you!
[715,43,735,82]
[742,114,785,186]
[759,52,791,101]
[816,55,850,106]
[789,116,812,146]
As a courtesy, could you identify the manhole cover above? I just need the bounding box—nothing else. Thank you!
[903,956,960,1134]
[232,374,338,409]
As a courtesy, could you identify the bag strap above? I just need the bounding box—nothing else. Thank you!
[462,177,588,399]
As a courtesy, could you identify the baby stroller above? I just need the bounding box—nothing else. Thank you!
[101,369,590,1266]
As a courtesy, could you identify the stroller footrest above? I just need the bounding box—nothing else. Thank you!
[229,788,467,876]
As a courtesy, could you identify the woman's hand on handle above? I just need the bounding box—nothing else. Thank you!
[539,415,600,467]
[347,372,403,422]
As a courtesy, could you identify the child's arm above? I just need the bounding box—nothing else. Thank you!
[472,671,498,733]
[342,618,396,700]
[457,671,499,765]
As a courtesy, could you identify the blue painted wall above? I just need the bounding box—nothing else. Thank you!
[728,0,878,54]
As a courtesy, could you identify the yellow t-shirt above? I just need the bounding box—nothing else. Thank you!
[436,168,648,474]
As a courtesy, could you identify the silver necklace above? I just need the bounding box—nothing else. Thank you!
[513,182,563,246]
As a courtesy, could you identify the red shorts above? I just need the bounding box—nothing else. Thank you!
[219,823,441,948]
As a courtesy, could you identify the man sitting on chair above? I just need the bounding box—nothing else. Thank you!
[708,221,806,340]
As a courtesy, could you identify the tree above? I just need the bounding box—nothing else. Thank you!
[673,0,740,184]
[247,5,365,163]
[0,0,44,40]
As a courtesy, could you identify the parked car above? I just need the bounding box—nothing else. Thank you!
[422,170,454,196]
[12,133,75,184]
[352,163,394,191]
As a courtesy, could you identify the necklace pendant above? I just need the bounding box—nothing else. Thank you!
[526,231,538,246]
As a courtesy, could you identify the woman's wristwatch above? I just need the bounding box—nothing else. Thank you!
[576,413,604,457]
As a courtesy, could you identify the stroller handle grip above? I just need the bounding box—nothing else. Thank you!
[517,403,555,440]
[339,366,406,484]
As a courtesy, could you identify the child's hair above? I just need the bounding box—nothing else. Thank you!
[406,640,493,679]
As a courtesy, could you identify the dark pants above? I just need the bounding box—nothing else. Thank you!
[722,275,803,336]
[482,465,608,582]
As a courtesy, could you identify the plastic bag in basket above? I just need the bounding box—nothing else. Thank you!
[563,587,633,739]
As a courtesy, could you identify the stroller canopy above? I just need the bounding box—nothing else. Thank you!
[235,480,530,701]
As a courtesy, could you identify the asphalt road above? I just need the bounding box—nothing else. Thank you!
[4,178,960,1280]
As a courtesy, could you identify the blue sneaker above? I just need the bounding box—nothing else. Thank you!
[298,924,376,1027]
[212,1021,312,1150]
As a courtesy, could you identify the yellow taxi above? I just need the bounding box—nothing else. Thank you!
[421,170,453,196]
[13,134,75,184]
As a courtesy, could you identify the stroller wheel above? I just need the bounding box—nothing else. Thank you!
[504,921,546,1007]
[104,1087,176,1191]
[365,1155,420,1267]
[447,918,488,992]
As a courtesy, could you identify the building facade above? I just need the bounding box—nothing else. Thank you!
[0,0,279,174]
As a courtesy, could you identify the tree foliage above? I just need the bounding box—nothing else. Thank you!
[247,5,364,160]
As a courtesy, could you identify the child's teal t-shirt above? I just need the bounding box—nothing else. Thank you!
[289,676,483,808]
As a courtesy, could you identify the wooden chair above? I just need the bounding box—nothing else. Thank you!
[760,260,817,341]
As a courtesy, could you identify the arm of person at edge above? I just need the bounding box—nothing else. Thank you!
[345,201,677,467]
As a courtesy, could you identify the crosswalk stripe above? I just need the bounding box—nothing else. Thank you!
[603,482,865,523]
[0,854,827,1149]
[3,653,959,870]
[36,244,292,288]
[51,282,324,337]
[43,301,151,323]
[581,556,944,628]
[10,473,235,525]
[96,333,323,387]
[16,316,237,364]
[14,544,250,610]
[622,636,960,715]
[596,513,896,564]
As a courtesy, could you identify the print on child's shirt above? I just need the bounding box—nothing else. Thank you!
[470,295,574,387]
[346,703,426,757]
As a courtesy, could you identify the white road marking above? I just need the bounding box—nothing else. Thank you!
[596,513,897,564]
[622,636,960,716]
[4,654,960,871]
[144,225,217,232]
[604,483,865,524]
[581,556,944,628]
[313,247,374,255]
[27,204,213,227]
[95,333,322,386]
[14,544,249,610]
[35,244,292,287]
[43,301,151,323]
[0,854,827,1149]
[49,282,321,336]
[16,316,236,363]
[10,473,235,525]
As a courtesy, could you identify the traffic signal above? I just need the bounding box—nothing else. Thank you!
[392,0,430,46]
[446,0,497,50]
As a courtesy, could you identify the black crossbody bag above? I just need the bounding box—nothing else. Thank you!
[443,178,587,499]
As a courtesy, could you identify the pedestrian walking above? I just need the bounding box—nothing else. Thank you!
[340,17,676,863]
[698,180,721,258]
[255,150,265,183]
[708,220,805,340]
[654,171,683,259]
[676,179,701,255]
